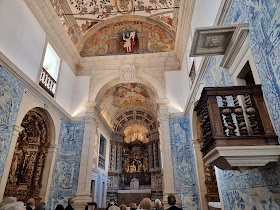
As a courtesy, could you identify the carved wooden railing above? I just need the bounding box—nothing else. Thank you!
[39,68,56,97]
[195,85,279,156]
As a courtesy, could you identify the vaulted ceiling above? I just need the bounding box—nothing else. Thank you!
[98,83,157,127]
[49,0,180,56]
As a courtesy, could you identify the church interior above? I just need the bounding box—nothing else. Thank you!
[1,0,280,209]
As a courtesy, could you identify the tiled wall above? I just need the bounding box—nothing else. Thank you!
[47,119,85,210]
[169,117,200,210]
[202,0,280,209]
[0,67,24,182]
[170,0,280,209]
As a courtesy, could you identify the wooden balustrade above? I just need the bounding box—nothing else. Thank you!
[194,85,279,156]
[39,68,56,97]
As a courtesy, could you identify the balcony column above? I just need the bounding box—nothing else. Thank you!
[74,103,99,210]
[157,102,176,207]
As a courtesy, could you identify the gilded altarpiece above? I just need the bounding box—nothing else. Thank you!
[4,108,51,202]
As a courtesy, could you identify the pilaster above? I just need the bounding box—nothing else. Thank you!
[157,103,176,208]
[74,103,99,210]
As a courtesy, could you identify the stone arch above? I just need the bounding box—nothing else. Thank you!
[112,108,158,132]
[89,72,165,103]
[4,107,52,203]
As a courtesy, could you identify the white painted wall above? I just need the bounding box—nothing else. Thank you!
[0,0,45,82]
[56,61,76,114]
[166,56,190,113]
[190,0,222,68]
[56,61,90,116]
[71,76,90,117]
[166,0,222,113]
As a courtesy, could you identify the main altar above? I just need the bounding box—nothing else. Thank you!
[107,128,163,206]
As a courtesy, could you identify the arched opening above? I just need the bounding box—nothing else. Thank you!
[107,108,162,205]
[4,108,52,203]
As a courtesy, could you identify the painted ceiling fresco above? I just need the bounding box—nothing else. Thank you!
[99,83,157,126]
[49,0,180,53]
[80,20,175,56]
[123,123,149,143]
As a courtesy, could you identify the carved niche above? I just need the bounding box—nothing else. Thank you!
[4,108,51,202]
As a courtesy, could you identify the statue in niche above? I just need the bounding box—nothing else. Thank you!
[123,31,136,53]
[123,157,130,173]
[121,174,126,185]
[143,153,148,172]
[8,147,23,184]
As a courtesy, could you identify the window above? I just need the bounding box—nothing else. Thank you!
[98,135,106,169]
[40,43,60,97]
[189,60,196,86]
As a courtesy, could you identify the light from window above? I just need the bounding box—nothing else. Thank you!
[40,43,60,97]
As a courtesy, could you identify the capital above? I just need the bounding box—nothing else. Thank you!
[83,102,97,113]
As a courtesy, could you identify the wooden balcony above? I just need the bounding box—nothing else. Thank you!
[194,85,280,170]
[39,68,56,97]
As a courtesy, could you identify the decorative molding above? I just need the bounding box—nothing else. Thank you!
[220,23,249,68]
[214,0,234,26]
[203,146,280,171]
[77,51,180,75]
[24,0,80,75]
[120,64,136,83]
[189,25,237,57]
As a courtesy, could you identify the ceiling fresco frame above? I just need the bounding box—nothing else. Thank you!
[81,15,176,51]
[112,108,158,132]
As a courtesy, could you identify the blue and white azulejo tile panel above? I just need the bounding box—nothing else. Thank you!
[47,119,85,210]
[0,67,24,182]
[169,116,200,210]
[200,0,280,209]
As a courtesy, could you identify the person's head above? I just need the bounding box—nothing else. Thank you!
[1,197,17,205]
[26,198,35,209]
[108,206,120,210]
[140,198,152,210]
[129,203,137,210]
[154,199,161,209]
[167,194,176,206]
[0,197,17,208]
[35,202,45,210]
[55,204,64,210]
[119,204,126,210]
[68,197,75,206]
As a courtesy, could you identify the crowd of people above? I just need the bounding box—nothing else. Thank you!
[0,197,74,210]
[107,194,182,210]
[0,197,45,210]
[0,194,181,210]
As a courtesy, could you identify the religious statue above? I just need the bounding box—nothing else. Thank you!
[123,157,130,173]
[123,31,136,53]
[143,153,148,172]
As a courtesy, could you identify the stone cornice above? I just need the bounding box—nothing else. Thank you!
[77,51,180,75]
[24,0,80,75]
